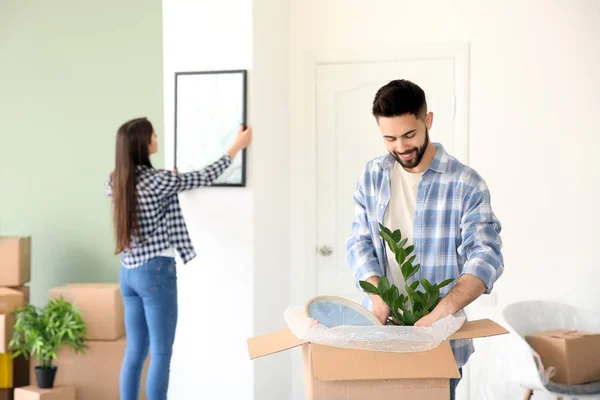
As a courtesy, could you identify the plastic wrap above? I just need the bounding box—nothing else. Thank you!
[283,305,465,353]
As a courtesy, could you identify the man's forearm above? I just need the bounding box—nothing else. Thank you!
[434,273,487,317]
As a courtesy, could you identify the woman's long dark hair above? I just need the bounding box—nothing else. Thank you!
[112,117,153,254]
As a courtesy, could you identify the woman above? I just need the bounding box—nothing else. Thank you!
[106,117,252,400]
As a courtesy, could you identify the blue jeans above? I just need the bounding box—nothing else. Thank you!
[450,368,463,400]
[119,257,178,400]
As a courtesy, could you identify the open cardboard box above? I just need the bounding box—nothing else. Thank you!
[248,319,508,400]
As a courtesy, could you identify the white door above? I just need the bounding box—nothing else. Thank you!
[312,57,471,400]
[315,58,457,303]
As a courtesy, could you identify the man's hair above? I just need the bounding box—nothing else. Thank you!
[372,79,427,119]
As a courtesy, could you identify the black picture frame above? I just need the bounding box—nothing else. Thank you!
[174,69,247,187]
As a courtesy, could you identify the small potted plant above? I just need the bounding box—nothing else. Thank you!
[359,223,455,326]
[8,296,88,388]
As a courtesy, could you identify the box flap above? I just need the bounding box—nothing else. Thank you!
[448,318,508,340]
[311,341,460,381]
[247,328,307,360]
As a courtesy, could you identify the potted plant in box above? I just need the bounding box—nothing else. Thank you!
[8,296,88,388]
[359,223,455,325]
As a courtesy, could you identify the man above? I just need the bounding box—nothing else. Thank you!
[345,79,504,399]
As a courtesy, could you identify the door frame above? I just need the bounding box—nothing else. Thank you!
[289,43,471,399]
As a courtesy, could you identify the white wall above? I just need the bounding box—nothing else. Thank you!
[251,0,293,399]
[161,1,254,399]
[288,0,600,399]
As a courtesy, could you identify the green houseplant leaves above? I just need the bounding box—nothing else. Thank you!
[8,296,88,369]
[359,223,455,326]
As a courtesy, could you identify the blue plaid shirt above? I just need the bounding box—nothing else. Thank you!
[345,142,504,367]
[106,155,231,268]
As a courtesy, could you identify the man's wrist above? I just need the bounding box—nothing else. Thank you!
[435,298,456,318]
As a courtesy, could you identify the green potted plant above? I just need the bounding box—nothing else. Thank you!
[8,296,88,388]
[359,223,455,326]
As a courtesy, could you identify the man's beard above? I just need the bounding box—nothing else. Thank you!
[391,129,430,169]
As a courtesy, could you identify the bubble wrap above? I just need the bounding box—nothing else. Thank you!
[284,306,466,353]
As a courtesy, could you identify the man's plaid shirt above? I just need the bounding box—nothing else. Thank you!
[106,155,231,268]
[346,143,504,367]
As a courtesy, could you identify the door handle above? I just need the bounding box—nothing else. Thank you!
[318,245,333,257]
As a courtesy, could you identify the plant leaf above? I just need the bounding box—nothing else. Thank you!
[380,230,399,254]
[426,291,440,310]
[382,286,398,307]
[406,264,420,280]
[398,238,408,249]
[395,247,406,266]
[359,280,379,295]
[391,229,402,243]
[436,278,455,289]
[378,276,391,294]
[401,262,410,280]
[378,223,393,236]
[420,278,434,293]
[405,245,415,257]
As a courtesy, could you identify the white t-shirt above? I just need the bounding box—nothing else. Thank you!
[383,161,424,295]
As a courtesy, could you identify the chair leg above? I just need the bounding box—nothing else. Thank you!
[523,388,533,400]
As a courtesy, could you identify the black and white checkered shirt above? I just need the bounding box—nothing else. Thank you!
[106,155,232,269]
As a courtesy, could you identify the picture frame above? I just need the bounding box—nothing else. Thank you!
[174,69,247,187]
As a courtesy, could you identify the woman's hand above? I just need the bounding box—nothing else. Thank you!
[227,125,253,158]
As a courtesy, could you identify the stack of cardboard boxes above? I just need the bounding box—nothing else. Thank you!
[25,283,149,400]
[0,237,32,400]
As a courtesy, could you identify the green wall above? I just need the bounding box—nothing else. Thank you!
[0,1,164,306]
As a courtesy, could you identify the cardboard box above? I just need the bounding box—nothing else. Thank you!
[1,313,16,353]
[526,329,600,385]
[14,386,75,400]
[248,319,508,400]
[7,288,29,304]
[48,284,124,341]
[30,337,148,400]
[0,389,13,400]
[0,237,31,287]
[0,289,24,314]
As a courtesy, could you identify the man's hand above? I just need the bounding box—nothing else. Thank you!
[415,273,487,327]
[414,303,450,327]
[366,276,390,324]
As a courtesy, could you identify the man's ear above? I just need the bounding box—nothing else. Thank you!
[425,112,434,130]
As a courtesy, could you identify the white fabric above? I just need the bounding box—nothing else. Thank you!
[158,247,175,258]
[383,161,424,294]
